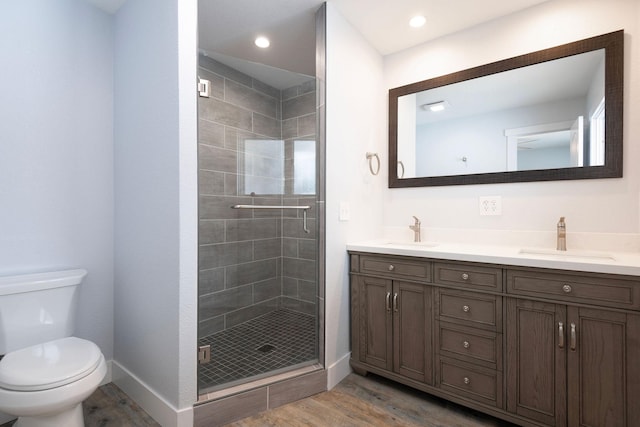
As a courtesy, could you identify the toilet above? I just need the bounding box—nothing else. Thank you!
[0,269,107,427]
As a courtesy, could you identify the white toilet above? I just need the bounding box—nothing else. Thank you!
[0,269,107,427]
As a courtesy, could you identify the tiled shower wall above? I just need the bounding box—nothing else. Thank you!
[198,55,317,338]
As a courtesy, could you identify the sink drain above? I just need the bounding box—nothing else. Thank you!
[256,344,276,353]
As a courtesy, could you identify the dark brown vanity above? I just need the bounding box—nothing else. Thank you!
[349,251,640,427]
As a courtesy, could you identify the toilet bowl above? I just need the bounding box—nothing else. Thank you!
[0,270,107,427]
[0,337,107,427]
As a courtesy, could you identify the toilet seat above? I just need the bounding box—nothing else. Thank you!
[0,337,102,391]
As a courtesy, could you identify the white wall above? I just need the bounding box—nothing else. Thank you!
[383,0,640,236]
[0,0,114,359]
[113,0,197,425]
[325,2,386,387]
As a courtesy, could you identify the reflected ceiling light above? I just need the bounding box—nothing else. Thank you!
[409,15,426,28]
[254,36,270,48]
[421,101,448,112]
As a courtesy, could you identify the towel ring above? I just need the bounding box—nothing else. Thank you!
[397,160,405,178]
[366,152,380,175]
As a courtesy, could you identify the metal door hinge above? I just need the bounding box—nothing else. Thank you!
[198,78,210,98]
[198,344,211,364]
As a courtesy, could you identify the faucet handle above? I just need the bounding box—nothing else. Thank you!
[412,215,421,225]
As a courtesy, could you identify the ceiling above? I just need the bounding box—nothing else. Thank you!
[88,0,552,87]
[197,0,552,82]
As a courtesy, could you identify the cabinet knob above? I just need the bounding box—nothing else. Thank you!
[463,341,470,349]
[461,273,469,280]
[462,305,470,313]
[388,264,395,271]
[463,377,470,385]
[562,284,572,293]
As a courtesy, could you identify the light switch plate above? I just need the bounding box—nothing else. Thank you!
[339,202,350,221]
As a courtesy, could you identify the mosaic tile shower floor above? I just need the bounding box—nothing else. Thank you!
[198,309,317,391]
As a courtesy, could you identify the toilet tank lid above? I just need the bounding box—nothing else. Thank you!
[0,269,87,296]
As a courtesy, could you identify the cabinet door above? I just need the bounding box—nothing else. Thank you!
[567,307,640,427]
[393,281,433,384]
[506,298,567,427]
[358,276,393,370]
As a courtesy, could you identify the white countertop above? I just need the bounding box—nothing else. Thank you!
[346,240,640,277]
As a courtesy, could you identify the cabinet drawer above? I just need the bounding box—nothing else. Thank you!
[434,262,502,291]
[437,289,502,332]
[360,256,431,283]
[438,322,500,369]
[507,269,640,310]
[439,358,503,408]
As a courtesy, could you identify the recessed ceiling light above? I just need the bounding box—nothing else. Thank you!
[421,101,448,112]
[409,15,426,28]
[254,36,270,48]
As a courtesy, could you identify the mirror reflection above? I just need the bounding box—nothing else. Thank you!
[389,30,623,187]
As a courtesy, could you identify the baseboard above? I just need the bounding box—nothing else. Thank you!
[111,361,194,427]
[327,351,352,390]
[101,359,113,386]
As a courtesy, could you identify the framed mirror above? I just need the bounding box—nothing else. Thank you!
[389,30,623,188]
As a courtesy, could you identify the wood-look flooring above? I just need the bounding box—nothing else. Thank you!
[228,373,516,427]
[1,373,516,426]
[0,382,160,427]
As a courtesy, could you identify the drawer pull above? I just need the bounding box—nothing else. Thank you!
[386,292,391,312]
[388,264,395,271]
[463,377,470,385]
[558,322,564,348]
[463,341,470,349]
[461,273,469,280]
[462,305,470,313]
[562,284,572,293]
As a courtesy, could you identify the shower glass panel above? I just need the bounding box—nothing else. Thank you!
[197,54,319,394]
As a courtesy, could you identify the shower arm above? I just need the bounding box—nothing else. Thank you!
[231,205,312,233]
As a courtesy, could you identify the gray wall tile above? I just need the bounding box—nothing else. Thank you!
[282,92,315,120]
[199,220,225,245]
[254,278,281,303]
[199,241,253,270]
[199,170,224,195]
[199,144,237,173]
[252,113,281,138]
[198,119,225,147]
[199,267,225,295]
[226,259,278,288]
[225,298,280,329]
[254,238,282,260]
[199,97,252,132]
[225,79,278,119]
[200,285,253,319]
[283,257,316,282]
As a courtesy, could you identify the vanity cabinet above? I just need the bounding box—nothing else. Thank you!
[349,251,640,427]
[351,255,433,384]
[506,269,640,427]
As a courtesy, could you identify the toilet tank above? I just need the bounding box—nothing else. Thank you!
[0,269,87,355]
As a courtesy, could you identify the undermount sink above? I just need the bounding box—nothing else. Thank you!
[518,247,615,261]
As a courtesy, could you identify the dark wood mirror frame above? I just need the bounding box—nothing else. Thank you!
[389,30,624,188]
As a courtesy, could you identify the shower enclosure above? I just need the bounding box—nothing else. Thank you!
[196,54,321,394]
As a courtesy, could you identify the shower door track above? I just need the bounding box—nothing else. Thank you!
[231,204,312,233]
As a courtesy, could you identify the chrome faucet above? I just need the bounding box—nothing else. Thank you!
[409,216,421,242]
[557,216,567,251]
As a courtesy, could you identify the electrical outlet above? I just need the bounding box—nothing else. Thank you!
[479,196,502,216]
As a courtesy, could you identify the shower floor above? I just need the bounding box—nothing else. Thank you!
[198,309,317,391]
